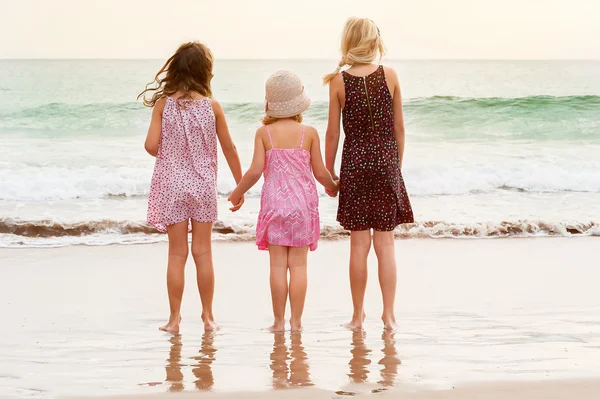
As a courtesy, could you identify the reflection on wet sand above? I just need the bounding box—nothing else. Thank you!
[289,332,313,387]
[348,330,372,383]
[378,330,401,387]
[191,332,217,391]
[165,335,184,392]
[164,333,216,392]
[346,330,400,388]
[270,332,313,389]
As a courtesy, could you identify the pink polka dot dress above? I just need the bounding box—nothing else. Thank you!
[256,125,320,251]
[147,97,218,232]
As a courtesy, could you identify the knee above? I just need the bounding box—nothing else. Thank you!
[169,242,189,259]
[373,233,394,254]
[191,244,211,260]
[351,234,372,253]
[288,262,306,270]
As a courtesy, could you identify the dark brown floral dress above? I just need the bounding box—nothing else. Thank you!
[338,65,414,231]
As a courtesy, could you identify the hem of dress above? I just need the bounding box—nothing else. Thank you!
[257,241,318,251]
[338,218,415,232]
[148,216,218,234]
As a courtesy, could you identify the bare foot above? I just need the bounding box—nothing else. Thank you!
[290,319,302,332]
[345,312,366,330]
[201,313,220,331]
[159,315,182,334]
[382,314,396,331]
[265,322,285,333]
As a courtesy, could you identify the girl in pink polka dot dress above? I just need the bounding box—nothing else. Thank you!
[228,71,338,332]
[139,42,243,334]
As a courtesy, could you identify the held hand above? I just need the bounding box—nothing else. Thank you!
[326,179,340,198]
[228,193,245,212]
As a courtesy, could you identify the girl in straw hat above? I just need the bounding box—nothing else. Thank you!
[228,70,338,332]
[323,18,414,331]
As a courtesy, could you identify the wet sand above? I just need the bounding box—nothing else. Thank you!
[69,379,600,398]
[1,238,599,398]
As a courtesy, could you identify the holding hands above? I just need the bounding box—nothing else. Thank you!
[228,192,245,212]
[326,179,340,198]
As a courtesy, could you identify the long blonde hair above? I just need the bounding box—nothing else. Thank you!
[323,17,385,85]
[137,42,214,107]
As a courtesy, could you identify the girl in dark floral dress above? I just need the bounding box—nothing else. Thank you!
[323,17,414,330]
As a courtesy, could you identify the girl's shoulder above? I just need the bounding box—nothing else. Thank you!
[151,97,167,117]
[208,98,224,117]
[382,65,399,82]
[302,125,319,144]
[303,124,318,135]
[329,72,344,90]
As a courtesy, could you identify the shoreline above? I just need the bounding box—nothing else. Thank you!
[1,218,598,249]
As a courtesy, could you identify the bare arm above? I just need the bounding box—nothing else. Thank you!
[308,128,338,192]
[211,99,243,184]
[144,98,166,157]
[387,68,406,168]
[228,130,266,212]
[325,75,343,179]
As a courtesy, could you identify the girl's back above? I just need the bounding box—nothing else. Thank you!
[147,96,218,232]
[341,65,396,167]
[258,122,319,250]
[159,97,217,173]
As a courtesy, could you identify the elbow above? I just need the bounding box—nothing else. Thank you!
[325,129,340,143]
[394,124,405,136]
[394,123,405,137]
[247,167,263,182]
[224,143,239,156]
[145,142,158,157]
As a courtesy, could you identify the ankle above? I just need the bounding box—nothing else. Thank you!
[352,310,366,320]
[201,311,214,321]
[382,312,396,321]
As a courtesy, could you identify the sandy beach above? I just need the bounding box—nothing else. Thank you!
[1,237,599,398]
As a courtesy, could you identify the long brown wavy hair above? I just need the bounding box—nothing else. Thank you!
[138,41,214,107]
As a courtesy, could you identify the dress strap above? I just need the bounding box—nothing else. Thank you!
[266,125,275,149]
[299,125,305,148]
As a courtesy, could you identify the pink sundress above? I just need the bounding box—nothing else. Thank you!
[256,125,320,251]
[147,97,218,232]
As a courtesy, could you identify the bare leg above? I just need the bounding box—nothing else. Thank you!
[160,220,188,334]
[288,246,309,332]
[191,220,218,331]
[373,230,397,330]
[347,230,371,330]
[268,245,289,332]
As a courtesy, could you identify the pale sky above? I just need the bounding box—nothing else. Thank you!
[1,0,599,59]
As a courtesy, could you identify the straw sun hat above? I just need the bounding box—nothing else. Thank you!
[265,70,311,118]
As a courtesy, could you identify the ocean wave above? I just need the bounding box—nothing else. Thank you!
[1,218,597,248]
[2,158,600,201]
[1,96,599,140]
